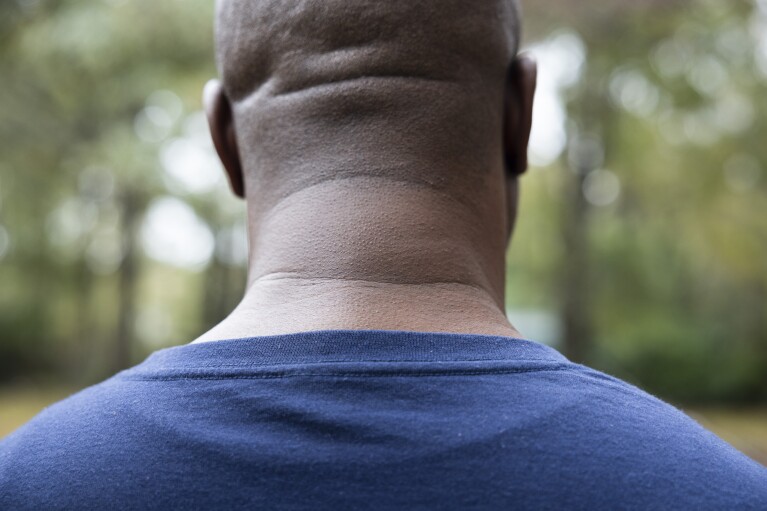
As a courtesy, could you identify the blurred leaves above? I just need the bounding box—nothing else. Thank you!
[514,0,767,402]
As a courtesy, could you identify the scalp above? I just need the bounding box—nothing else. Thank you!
[213,0,522,204]
[216,0,520,101]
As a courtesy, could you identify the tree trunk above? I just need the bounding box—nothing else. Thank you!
[115,189,140,372]
[561,162,592,362]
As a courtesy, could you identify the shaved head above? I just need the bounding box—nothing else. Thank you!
[212,0,524,210]
[216,0,520,100]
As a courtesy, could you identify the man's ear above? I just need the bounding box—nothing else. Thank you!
[504,54,537,177]
[204,79,245,198]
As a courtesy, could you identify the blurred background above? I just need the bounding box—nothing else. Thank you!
[1,0,765,463]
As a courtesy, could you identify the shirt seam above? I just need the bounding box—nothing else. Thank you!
[119,365,573,382]
[137,356,564,369]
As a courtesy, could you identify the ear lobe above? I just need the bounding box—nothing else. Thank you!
[204,79,245,198]
[504,54,537,176]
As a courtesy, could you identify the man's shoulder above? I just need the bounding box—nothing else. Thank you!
[498,362,767,506]
[0,379,144,509]
[534,362,753,463]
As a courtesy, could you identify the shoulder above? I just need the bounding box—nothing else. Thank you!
[525,363,767,506]
[544,362,753,461]
[0,378,148,510]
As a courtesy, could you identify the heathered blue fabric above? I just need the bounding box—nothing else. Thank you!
[1,330,765,510]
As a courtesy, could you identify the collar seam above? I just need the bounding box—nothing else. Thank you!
[119,364,573,382]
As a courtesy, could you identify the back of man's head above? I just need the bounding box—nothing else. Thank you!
[213,0,521,205]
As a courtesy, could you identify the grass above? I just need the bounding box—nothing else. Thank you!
[1,386,765,466]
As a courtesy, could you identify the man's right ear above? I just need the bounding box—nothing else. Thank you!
[204,79,245,198]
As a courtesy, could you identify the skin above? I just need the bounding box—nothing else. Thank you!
[194,0,537,342]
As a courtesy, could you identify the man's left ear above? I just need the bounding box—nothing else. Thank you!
[504,54,537,176]
[204,79,245,198]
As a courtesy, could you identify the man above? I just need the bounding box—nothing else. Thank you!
[2,0,766,509]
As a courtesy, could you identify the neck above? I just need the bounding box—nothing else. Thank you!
[195,175,520,343]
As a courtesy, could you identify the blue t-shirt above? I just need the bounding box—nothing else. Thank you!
[1,330,765,510]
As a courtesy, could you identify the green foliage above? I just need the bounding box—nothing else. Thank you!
[514,0,767,402]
